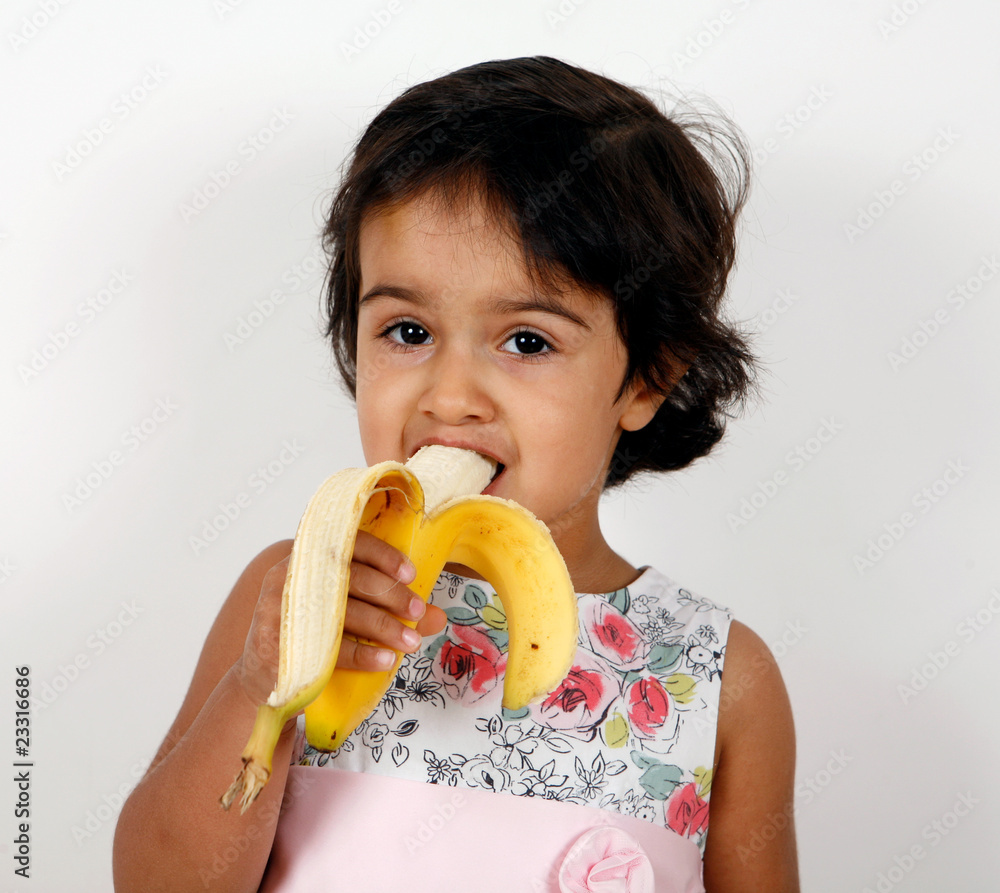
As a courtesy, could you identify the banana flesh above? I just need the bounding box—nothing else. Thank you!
[220,445,578,814]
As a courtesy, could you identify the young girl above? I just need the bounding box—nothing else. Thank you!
[114,56,798,892]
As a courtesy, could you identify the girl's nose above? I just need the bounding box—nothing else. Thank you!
[416,346,495,426]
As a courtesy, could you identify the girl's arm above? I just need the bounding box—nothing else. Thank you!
[113,534,441,892]
[113,540,296,893]
[702,620,800,892]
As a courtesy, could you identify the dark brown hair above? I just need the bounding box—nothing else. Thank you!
[321,55,758,487]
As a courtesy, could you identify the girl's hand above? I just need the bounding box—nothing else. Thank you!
[236,533,447,705]
[236,555,289,706]
[338,530,447,671]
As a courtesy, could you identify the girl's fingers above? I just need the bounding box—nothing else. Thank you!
[415,602,447,638]
[342,591,423,654]
[251,532,445,675]
[334,636,399,673]
[352,529,416,589]
[239,556,289,704]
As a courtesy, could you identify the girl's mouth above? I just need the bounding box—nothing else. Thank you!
[484,461,505,494]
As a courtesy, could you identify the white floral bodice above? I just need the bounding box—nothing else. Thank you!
[292,565,732,854]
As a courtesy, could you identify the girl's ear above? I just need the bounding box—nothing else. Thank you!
[618,352,693,432]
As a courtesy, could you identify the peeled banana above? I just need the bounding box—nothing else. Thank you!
[220,445,578,813]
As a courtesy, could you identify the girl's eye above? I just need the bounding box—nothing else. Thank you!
[380,320,431,346]
[377,320,553,358]
[502,330,553,357]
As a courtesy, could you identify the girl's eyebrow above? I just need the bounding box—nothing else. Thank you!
[359,283,592,331]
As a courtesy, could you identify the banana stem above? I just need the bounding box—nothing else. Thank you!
[219,703,286,814]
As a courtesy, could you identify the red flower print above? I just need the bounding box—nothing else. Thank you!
[579,595,650,672]
[433,624,506,705]
[626,676,670,738]
[666,782,709,838]
[531,648,620,740]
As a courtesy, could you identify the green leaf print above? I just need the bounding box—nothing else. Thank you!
[663,673,698,704]
[694,765,713,798]
[426,635,446,660]
[630,750,658,771]
[603,712,629,749]
[445,607,481,625]
[463,584,489,609]
[482,599,507,630]
[631,749,684,800]
[484,628,509,653]
[637,762,684,801]
[647,643,684,673]
[608,586,631,614]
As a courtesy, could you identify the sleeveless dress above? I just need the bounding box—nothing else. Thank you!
[259,565,732,893]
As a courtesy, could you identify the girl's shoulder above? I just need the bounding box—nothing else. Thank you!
[702,619,800,887]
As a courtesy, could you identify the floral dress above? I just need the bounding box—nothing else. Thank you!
[274,565,732,890]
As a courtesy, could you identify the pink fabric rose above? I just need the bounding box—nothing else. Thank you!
[579,595,651,672]
[666,783,709,838]
[558,826,654,893]
[433,624,507,705]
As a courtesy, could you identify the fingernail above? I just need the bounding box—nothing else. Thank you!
[401,628,421,650]
[398,560,416,584]
[375,649,396,669]
[408,597,426,619]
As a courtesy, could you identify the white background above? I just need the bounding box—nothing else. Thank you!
[2,1,998,890]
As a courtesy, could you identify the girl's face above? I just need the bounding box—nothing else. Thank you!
[355,188,660,554]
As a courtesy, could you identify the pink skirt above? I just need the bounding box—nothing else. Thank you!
[259,765,705,892]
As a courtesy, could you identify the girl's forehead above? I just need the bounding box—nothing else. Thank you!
[359,191,534,286]
[357,187,611,319]
[361,189,513,254]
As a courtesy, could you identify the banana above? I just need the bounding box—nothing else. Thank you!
[220,445,578,814]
